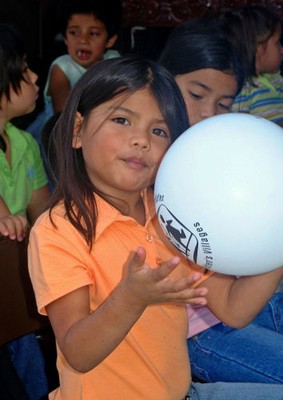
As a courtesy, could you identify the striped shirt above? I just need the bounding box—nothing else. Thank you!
[232,72,283,125]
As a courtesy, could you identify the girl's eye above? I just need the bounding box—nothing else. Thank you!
[189,91,202,100]
[219,102,232,111]
[152,128,169,138]
[112,117,130,125]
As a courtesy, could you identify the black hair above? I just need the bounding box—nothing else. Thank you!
[56,0,123,39]
[159,17,245,95]
[217,5,282,78]
[0,24,26,102]
[49,55,189,247]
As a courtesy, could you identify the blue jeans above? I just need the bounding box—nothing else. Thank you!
[7,333,49,400]
[188,292,283,383]
[186,381,283,399]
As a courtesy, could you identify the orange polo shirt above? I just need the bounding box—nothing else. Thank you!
[28,189,212,400]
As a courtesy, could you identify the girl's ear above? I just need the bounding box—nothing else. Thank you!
[106,34,118,49]
[72,112,83,148]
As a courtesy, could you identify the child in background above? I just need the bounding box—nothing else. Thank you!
[159,17,245,126]
[217,5,283,126]
[0,24,50,224]
[0,25,50,222]
[0,23,51,399]
[28,0,122,142]
[160,18,283,385]
[28,55,283,400]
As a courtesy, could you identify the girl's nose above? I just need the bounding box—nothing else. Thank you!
[199,103,216,121]
[130,130,150,150]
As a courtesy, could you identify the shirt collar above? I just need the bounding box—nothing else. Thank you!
[95,188,156,239]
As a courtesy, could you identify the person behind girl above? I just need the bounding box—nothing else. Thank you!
[0,25,50,221]
[217,5,283,126]
[160,18,283,385]
[0,23,51,399]
[28,55,283,400]
[159,17,245,126]
[27,0,122,142]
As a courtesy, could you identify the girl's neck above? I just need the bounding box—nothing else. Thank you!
[0,113,8,134]
[0,127,11,164]
[104,192,146,225]
[129,195,146,225]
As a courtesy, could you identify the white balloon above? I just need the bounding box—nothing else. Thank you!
[154,113,283,275]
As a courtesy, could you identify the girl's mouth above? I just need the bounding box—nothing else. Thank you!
[123,157,147,170]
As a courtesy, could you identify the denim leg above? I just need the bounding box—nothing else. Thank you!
[188,293,283,383]
[187,381,283,400]
[252,292,283,331]
[7,333,49,400]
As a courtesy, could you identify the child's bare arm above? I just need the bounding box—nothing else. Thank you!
[27,186,51,225]
[46,247,208,373]
[48,65,71,113]
[202,266,283,328]
[0,196,10,216]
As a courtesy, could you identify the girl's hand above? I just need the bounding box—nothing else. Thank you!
[0,214,29,241]
[121,247,208,309]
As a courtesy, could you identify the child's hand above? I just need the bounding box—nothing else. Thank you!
[0,214,29,241]
[122,247,208,308]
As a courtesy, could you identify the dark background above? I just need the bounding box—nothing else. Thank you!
[1,0,282,126]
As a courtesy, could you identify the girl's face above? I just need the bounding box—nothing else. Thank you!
[256,25,283,74]
[72,87,171,199]
[65,13,117,69]
[1,63,38,120]
[175,68,238,126]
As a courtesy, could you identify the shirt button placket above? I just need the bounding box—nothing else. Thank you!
[146,234,153,243]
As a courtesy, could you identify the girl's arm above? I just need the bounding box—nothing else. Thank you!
[0,195,10,216]
[27,185,51,225]
[46,247,208,373]
[202,267,283,328]
[0,196,29,240]
[48,65,71,113]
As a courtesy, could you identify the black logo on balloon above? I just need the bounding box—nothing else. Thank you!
[157,204,198,263]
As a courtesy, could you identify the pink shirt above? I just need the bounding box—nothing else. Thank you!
[187,305,220,338]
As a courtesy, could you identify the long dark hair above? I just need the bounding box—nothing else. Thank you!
[217,5,282,78]
[49,55,189,247]
[159,17,245,95]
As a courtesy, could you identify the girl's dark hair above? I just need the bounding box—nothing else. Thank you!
[56,0,123,39]
[159,18,245,95]
[50,55,189,247]
[0,24,26,102]
[217,5,282,78]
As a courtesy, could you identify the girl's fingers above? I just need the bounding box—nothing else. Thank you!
[151,256,181,281]
[128,247,147,272]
